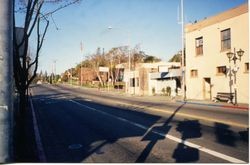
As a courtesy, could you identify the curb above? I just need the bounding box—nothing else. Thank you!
[29,90,47,162]
[176,100,249,110]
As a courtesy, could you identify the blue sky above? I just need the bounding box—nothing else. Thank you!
[19,0,247,74]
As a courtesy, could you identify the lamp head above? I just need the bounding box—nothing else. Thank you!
[226,51,234,62]
[236,49,244,61]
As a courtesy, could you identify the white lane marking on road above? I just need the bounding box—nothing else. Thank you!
[30,90,47,162]
[70,99,246,163]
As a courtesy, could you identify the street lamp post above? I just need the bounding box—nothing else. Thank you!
[108,26,131,94]
[226,48,244,105]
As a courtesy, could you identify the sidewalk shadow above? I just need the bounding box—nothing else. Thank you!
[172,120,201,162]
[135,103,186,163]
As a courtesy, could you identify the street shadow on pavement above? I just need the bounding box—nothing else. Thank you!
[25,87,249,163]
[239,128,249,142]
[135,103,186,163]
[32,92,70,100]
[214,123,240,147]
[172,120,201,162]
[30,93,163,162]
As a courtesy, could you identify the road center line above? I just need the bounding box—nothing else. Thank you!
[70,99,246,163]
[113,101,248,128]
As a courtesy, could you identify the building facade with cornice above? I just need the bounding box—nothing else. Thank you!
[185,3,248,103]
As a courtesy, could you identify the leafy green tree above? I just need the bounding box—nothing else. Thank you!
[63,45,162,88]
[169,51,182,62]
[143,55,161,63]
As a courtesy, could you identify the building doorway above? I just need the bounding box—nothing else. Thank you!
[203,78,212,100]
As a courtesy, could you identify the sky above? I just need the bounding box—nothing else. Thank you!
[17,0,248,75]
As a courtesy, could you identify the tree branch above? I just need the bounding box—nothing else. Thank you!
[27,1,44,37]
[28,16,49,86]
[44,0,80,17]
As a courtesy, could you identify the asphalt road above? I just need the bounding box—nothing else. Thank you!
[30,84,249,163]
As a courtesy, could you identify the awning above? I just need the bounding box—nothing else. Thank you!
[150,69,182,79]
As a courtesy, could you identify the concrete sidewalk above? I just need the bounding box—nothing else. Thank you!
[97,87,249,110]
[61,83,249,110]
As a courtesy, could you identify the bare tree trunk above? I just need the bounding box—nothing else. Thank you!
[110,69,114,86]
[19,86,27,116]
[95,70,103,86]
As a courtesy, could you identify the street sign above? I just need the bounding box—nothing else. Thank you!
[99,67,109,72]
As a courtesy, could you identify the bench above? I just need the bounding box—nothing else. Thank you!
[213,92,234,103]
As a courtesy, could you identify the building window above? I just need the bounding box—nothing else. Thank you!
[190,69,198,77]
[195,37,203,55]
[221,28,231,51]
[245,63,249,73]
[130,77,139,87]
[130,78,135,87]
[216,66,227,75]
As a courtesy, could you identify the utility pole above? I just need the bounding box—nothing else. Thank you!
[178,0,186,100]
[0,0,13,162]
[53,60,57,83]
[71,68,73,85]
[51,63,53,84]
[128,34,131,95]
[80,42,83,86]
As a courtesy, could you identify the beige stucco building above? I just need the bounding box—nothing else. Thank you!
[185,3,248,103]
[117,62,182,96]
